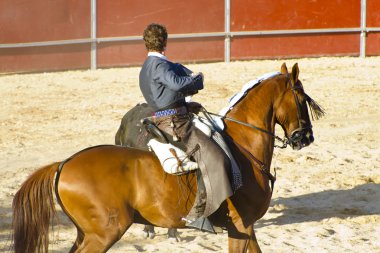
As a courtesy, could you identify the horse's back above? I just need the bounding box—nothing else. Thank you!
[57,146,160,208]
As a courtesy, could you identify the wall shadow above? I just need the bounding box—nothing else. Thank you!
[257,183,379,227]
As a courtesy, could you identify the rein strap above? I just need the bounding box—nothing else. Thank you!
[235,142,276,193]
[204,110,289,149]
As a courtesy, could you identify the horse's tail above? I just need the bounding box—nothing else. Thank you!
[12,162,60,253]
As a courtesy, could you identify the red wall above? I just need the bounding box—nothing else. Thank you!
[96,0,224,66]
[0,45,90,73]
[0,0,90,72]
[231,33,359,60]
[0,0,379,73]
[0,0,90,43]
[231,0,360,30]
[97,0,223,36]
[230,0,361,58]
[367,0,380,55]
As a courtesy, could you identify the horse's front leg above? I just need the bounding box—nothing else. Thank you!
[142,225,156,239]
[247,225,261,253]
[227,219,262,253]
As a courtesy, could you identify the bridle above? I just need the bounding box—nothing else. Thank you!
[201,76,312,149]
[287,78,313,147]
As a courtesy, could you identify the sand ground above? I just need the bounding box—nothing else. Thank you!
[0,57,379,252]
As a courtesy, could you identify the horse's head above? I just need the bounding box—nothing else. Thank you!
[275,63,324,150]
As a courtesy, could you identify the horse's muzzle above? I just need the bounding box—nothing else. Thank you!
[288,128,314,150]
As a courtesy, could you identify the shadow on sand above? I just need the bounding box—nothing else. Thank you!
[257,183,379,227]
[0,207,74,253]
[0,206,12,253]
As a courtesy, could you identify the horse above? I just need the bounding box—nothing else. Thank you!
[11,63,324,253]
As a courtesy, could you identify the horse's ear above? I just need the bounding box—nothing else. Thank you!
[281,63,288,74]
[290,63,299,84]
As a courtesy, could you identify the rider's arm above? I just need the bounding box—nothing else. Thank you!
[154,61,203,93]
[174,63,193,76]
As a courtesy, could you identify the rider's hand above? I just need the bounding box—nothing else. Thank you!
[187,102,202,115]
[192,72,204,81]
[191,72,204,90]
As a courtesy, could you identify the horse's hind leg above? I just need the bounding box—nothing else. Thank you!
[73,234,119,253]
[143,225,156,239]
[63,204,134,252]
[72,222,132,253]
[167,228,180,242]
[69,229,84,253]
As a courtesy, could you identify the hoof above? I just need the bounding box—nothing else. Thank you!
[142,225,156,239]
[167,228,180,242]
[148,231,156,239]
[167,236,180,243]
[142,230,149,239]
[142,230,156,239]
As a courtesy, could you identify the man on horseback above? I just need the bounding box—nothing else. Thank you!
[139,23,233,232]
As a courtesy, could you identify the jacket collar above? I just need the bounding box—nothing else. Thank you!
[148,52,167,61]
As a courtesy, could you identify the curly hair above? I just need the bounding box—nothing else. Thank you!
[143,23,168,52]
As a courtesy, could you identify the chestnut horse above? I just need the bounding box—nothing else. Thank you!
[12,63,323,252]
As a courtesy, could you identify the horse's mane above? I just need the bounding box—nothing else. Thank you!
[219,72,281,116]
[222,72,325,121]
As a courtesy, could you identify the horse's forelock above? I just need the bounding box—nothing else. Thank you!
[283,75,324,121]
[305,94,325,120]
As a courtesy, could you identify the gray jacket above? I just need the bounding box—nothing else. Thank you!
[139,56,203,110]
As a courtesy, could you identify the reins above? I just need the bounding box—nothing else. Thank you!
[234,141,277,194]
[201,109,289,149]
[200,108,279,192]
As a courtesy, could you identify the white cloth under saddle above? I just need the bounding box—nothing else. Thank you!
[148,139,198,175]
[147,117,214,175]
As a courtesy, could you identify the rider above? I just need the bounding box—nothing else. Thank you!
[139,23,232,232]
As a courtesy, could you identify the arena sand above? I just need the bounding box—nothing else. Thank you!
[0,57,379,252]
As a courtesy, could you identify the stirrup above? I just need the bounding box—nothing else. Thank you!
[182,217,216,234]
[141,118,169,143]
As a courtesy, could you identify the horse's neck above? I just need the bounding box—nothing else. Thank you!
[224,81,278,166]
